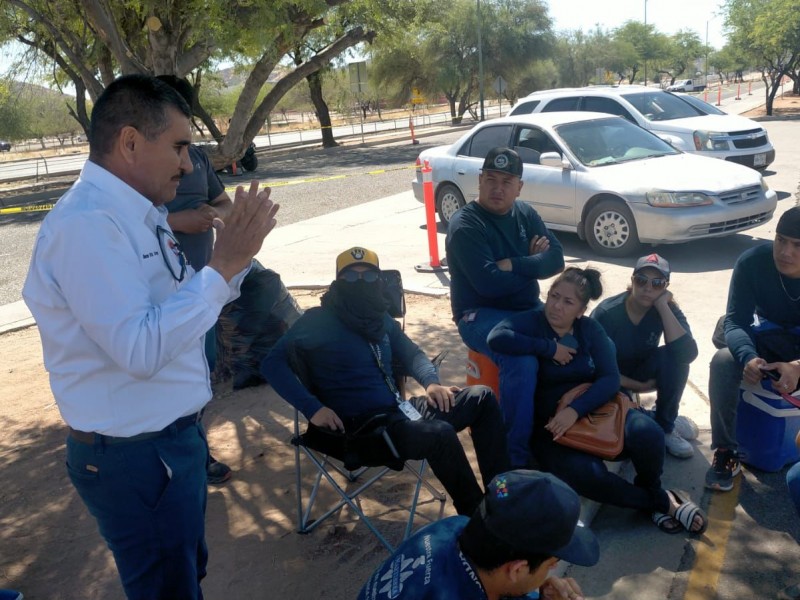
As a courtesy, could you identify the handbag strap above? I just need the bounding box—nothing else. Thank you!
[369,343,403,404]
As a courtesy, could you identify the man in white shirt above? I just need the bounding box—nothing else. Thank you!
[23,74,278,600]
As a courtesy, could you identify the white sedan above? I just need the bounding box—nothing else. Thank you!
[412,112,777,257]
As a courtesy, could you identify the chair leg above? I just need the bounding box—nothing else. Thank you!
[402,459,446,541]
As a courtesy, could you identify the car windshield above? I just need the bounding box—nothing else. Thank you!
[675,93,727,115]
[555,117,680,167]
[620,91,704,121]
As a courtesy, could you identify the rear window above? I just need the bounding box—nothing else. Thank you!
[541,97,580,112]
[509,100,540,115]
[582,97,635,122]
[459,125,513,158]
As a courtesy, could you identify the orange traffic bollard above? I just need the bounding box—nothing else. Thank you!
[704,88,708,102]
[409,116,419,145]
[414,159,448,273]
[423,160,440,267]
[748,80,752,95]
[736,83,741,100]
[716,83,722,106]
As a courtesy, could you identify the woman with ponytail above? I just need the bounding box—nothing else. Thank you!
[488,267,706,535]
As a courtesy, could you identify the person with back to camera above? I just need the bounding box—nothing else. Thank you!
[358,469,599,600]
[706,206,800,492]
[22,74,279,599]
[590,254,700,459]
[487,268,708,535]
[261,247,511,517]
[446,147,565,470]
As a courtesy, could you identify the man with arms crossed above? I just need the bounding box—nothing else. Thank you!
[23,74,278,599]
[446,147,564,469]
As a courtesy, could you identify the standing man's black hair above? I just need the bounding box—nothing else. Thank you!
[89,74,192,159]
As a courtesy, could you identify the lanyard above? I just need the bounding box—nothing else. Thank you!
[369,342,403,404]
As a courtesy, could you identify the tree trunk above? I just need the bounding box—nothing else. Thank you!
[306,70,338,148]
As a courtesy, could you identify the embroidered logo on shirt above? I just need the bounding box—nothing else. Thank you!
[494,475,509,498]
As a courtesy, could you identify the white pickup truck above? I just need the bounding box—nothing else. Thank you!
[666,79,706,92]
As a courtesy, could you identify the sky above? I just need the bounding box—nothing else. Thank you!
[545,0,729,50]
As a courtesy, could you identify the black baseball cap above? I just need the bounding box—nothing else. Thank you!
[482,147,523,178]
[476,470,599,566]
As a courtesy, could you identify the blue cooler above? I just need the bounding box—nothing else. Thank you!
[736,381,800,472]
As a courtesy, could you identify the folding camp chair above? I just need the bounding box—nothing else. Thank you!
[289,269,446,551]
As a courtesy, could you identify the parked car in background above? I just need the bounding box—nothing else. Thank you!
[666,79,706,92]
[0,140,11,152]
[508,86,775,170]
[412,112,777,256]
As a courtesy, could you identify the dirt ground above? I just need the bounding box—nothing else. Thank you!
[0,290,473,599]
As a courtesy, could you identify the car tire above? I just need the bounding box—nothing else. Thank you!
[584,200,641,257]
[436,183,465,225]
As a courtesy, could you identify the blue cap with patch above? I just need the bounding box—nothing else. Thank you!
[478,470,599,566]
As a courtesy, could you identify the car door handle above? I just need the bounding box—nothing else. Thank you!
[457,170,466,175]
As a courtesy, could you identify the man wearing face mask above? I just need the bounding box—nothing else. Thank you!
[261,247,510,516]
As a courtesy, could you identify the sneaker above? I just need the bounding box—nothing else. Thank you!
[705,448,742,491]
[207,457,232,485]
[0,590,24,600]
[673,415,699,441]
[665,431,694,459]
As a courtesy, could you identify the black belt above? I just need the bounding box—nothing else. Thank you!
[69,412,202,445]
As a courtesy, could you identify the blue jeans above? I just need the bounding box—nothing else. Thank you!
[623,346,690,434]
[533,408,669,514]
[458,307,539,468]
[66,422,209,600]
[788,462,800,517]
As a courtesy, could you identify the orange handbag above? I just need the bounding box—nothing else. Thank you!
[554,383,637,460]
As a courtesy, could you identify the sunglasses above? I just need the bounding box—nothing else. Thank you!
[157,226,187,283]
[632,274,668,290]
[339,269,380,283]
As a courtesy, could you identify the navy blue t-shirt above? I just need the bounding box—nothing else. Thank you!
[167,145,225,269]
[590,291,697,375]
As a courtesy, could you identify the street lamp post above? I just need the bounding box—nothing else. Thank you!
[643,0,648,86]
[477,0,485,121]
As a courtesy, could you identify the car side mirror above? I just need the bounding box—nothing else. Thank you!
[539,152,571,169]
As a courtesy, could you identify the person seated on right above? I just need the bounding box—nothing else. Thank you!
[590,254,699,459]
[261,247,510,517]
[706,207,800,492]
[488,267,707,535]
[446,147,565,469]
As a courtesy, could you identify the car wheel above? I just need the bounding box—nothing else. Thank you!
[584,200,641,257]
[436,184,465,225]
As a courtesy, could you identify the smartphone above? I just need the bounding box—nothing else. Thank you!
[553,334,579,365]
[759,366,781,381]
[559,334,579,350]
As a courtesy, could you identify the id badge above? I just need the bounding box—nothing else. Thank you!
[398,400,422,421]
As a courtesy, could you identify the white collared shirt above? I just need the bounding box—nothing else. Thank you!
[23,161,246,436]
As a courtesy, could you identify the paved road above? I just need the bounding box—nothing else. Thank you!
[0,130,464,305]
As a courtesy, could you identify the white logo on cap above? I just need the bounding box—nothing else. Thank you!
[493,154,509,169]
[352,248,366,260]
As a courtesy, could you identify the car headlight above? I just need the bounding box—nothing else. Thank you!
[761,177,770,192]
[646,191,714,207]
[693,130,729,151]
